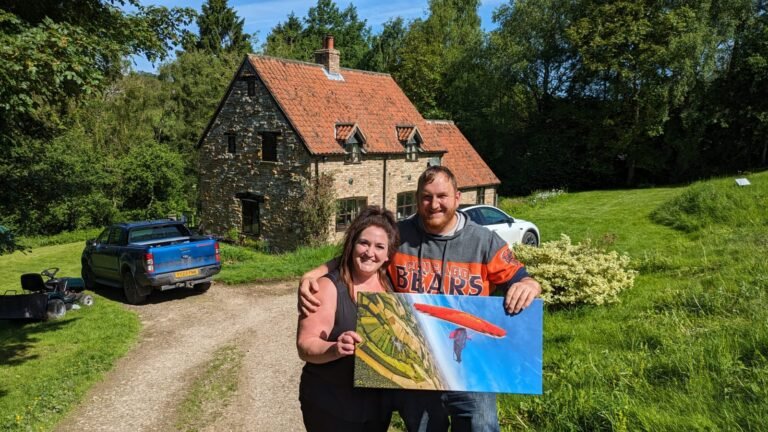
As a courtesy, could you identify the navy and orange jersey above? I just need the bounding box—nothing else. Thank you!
[387,216,529,297]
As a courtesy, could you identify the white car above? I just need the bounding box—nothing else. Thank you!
[460,205,540,247]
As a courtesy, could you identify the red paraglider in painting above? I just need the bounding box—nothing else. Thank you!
[413,303,507,338]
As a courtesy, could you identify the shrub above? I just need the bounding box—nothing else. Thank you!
[0,225,25,255]
[296,173,336,247]
[514,234,637,306]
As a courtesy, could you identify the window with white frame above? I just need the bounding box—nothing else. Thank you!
[396,191,417,220]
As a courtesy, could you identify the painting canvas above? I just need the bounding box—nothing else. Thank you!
[354,293,542,394]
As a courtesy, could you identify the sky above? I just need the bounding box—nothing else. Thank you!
[128,0,508,73]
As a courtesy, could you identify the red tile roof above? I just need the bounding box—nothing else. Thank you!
[248,55,445,155]
[239,55,499,188]
[428,120,500,188]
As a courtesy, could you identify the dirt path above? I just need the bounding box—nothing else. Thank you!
[54,281,306,432]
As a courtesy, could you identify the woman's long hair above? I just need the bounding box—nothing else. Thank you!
[338,206,399,301]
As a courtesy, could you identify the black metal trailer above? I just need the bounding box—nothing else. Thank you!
[0,291,50,320]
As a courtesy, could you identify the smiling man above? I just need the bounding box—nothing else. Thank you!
[299,165,541,431]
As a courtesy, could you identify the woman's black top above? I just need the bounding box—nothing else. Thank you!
[299,270,386,422]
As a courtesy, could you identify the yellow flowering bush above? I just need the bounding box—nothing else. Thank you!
[514,234,637,306]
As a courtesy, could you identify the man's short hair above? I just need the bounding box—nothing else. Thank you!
[417,165,458,195]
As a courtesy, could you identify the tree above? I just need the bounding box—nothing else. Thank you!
[263,0,371,68]
[0,1,194,235]
[264,13,307,60]
[360,17,407,73]
[703,0,768,171]
[181,0,253,55]
[393,0,483,118]
[567,0,710,185]
[0,2,194,133]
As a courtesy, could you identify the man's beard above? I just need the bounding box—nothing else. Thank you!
[421,207,457,234]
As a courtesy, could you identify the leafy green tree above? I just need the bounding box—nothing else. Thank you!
[263,0,371,68]
[393,0,483,118]
[0,2,194,133]
[181,0,253,55]
[567,0,710,185]
[703,0,768,171]
[116,139,188,221]
[264,13,307,60]
[360,17,407,73]
[0,1,194,235]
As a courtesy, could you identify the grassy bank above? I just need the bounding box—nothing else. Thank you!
[498,172,768,430]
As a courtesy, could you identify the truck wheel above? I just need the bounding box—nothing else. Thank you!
[123,272,148,305]
[47,299,66,320]
[193,282,211,293]
[82,262,96,290]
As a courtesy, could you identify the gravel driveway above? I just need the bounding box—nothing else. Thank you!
[54,281,305,432]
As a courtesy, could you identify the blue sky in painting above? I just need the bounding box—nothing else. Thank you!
[406,295,543,394]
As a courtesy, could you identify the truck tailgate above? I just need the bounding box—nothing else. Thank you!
[149,239,219,275]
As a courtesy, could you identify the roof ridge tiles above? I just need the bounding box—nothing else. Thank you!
[247,53,394,77]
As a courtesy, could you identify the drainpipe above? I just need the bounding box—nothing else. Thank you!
[382,156,388,209]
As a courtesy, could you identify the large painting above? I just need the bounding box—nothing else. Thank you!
[354,293,542,394]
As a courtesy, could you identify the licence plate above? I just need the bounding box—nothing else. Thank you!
[174,268,200,278]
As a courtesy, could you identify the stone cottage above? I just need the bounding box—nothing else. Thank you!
[198,36,500,250]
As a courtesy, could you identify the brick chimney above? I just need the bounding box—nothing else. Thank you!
[314,35,340,75]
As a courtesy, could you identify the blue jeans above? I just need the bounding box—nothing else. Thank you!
[441,391,499,432]
[394,390,449,432]
[397,391,498,432]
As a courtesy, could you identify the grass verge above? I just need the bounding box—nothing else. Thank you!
[173,344,245,431]
[216,243,339,284]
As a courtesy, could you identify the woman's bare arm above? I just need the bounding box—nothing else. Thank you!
[296,276,360,363]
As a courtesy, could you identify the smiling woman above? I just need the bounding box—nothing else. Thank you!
[296,206,399,431]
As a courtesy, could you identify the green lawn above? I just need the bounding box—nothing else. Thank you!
[0,243,140,431]
[497,172,768,431]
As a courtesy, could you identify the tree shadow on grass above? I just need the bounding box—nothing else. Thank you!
[0,317,80,367]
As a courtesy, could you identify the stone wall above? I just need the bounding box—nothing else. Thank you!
[459,186,497,206]
[198,63,312,251]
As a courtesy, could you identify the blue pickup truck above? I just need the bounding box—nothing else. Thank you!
[81,219,221,304]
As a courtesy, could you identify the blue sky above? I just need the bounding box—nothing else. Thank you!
[128,0,508,73]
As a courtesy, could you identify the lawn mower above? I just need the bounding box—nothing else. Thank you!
[0,268,93,321]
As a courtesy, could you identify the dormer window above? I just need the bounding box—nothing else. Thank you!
[406,139,418,162]
[397,125,423,162]
[336,123,366,164]
[346,141,362,163]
